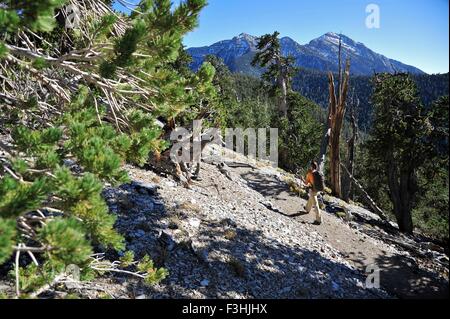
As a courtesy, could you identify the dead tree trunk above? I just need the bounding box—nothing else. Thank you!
[317,36,350,198]
[342,92,359,202]
[277,60,288,117]
[328,58,350,198]
[340,163,388,221]
[317,105,332,174]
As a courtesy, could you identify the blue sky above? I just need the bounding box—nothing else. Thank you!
[113,0,449,74]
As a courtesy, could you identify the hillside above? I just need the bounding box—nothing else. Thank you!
[2,145,446,298]
[293,70,449,130]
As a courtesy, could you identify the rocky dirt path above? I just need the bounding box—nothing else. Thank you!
[33,157,445,299]
[230,165,449,299]
[115,162,391,299]
[2,151,446,299]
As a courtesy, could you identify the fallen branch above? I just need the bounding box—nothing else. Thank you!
[15,244,22,297]
[340,163,388,221]
[29,273,69,298]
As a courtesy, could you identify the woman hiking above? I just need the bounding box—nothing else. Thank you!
[301,161,324,225]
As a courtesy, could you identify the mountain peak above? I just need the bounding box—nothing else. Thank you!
[313,32,356,45]
[280,36,296,42]
[235,33,256,41]
[324,31,340,38]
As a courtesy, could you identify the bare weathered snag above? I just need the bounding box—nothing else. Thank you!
[317,36,351,200]
[317,104,332,174]
[327,59,350,198]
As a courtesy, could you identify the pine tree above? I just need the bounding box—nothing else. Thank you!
[0,88,169,297]
[251,31,298,117]
[277,92,323,172]
[366,73,431,234]
[0,0,214,298]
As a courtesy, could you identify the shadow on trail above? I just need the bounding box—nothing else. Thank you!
[373,253,449,299]
[229,166,450,299]
[239,169,291,199]
[152,220,386,299]
[104,181,385,299]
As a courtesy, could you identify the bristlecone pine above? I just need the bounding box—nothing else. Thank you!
[0,0,217,298]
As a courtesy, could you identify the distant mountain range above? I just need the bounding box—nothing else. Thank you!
[187,32,426,76]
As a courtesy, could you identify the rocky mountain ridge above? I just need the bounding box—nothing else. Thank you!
[187,32,425,76]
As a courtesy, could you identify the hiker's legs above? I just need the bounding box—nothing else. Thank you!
[180,162,192,182]
[306,190,314,212]
[312,191,322,223]
[306,190,322,223]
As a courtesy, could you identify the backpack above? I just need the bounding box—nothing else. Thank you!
[312,170,325,192]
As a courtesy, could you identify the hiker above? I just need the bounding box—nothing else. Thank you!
[301,161,324,225]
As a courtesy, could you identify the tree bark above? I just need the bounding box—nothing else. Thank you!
[279,78,287,117]
[398,169,415,233]
[327,59,350,198]
[342,94,358,202]
[317,36,350,196]
[317,106,332,174]
[277,60,288,117]
[387,156,414,234]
